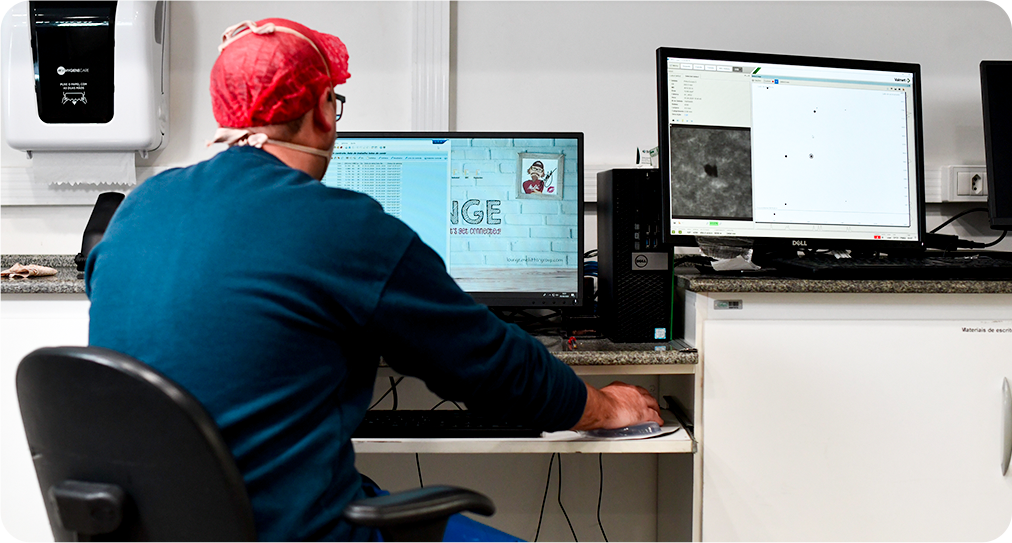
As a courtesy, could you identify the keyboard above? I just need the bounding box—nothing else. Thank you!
[765,253,1012,280]
[353,410,543,439]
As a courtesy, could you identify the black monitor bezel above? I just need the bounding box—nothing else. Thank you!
[656,47,926,255]
[331,131,585,309]
[980,60,1012,230]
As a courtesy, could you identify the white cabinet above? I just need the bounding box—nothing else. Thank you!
[691,291,1012,541]
[1,294,90,542]
[15,282,1008,542]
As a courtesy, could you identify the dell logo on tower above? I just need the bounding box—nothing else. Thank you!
[792,240,808,247]
[630,252,668,271]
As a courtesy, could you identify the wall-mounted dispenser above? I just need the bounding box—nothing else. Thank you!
[1,1,168,156]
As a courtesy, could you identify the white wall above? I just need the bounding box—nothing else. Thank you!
[1,0,416,253]
[3,1,1011,253]
[454,0,1012,250]
[456,1,1012,167]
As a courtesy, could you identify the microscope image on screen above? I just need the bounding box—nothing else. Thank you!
[657,49,923,247]
[668,125,753,220]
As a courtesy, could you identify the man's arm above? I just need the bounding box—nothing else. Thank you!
[365,235,588,431]
[571,381,664,431]
[367,234,666,433]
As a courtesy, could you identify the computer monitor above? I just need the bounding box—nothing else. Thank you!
[980,60,1012,230]
[323,132,584,308]
[656,48,926,258]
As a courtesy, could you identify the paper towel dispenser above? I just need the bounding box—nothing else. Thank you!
[1,1,168,154]
[30,2,117,124]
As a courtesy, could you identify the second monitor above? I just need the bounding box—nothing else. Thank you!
[656,47,926,257]
[981,60,1012,231]
[324,132,584,309]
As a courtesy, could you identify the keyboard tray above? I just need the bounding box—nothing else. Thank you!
[353,410,542,439]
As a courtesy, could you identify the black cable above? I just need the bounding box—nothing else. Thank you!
[929,207,988,234]
[389,376,399,410]
[415,453,424,487]
[979,229,1008,248]
[928,227,1008,249]
[534,453,556,542]
[430,399,463,410]
[368,376,404,410]
[583,249,598,259]
[672,255,711,265]
[492,307,566,336]
[557,454,578,542]
[671,255,717,272]
[923,206,1012,251]
[597,454,608,542]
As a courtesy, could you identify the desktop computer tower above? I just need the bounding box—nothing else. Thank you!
[597,168,673,343]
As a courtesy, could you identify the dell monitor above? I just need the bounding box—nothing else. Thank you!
[323,132,584,308]
[980,60,1012,230]
[656,48,926,259]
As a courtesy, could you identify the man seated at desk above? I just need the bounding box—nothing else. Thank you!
[84,17,663,542]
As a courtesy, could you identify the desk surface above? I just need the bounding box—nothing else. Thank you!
[677,272,1012,294]
[1,255,699,369]
[6,255,1010,296]
[2,255,83,294]
[352,427,695,454]
[536,335,696,369]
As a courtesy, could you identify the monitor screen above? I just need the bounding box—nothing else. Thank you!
[656,48,925,256]
[981,60,1012,230]
[323,132,584,308]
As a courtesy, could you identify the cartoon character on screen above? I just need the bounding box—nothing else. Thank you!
[523,161,557,195]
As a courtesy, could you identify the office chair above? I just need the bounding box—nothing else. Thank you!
[16,346,495,541]
[74,192,124,274]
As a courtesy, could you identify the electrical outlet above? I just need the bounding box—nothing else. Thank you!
[956,172,987,196]
[971,173,985,195]
[943,166,987,202]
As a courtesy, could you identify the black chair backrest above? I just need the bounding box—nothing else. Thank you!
[16,346,257,541]
[75,191,125,272]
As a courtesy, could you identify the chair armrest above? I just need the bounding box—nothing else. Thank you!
[47,480,125,536]
[342,485,494,527]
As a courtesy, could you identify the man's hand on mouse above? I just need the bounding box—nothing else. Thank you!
[571,381,664,431]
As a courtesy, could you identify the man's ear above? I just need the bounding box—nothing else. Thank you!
[312,90,334,133]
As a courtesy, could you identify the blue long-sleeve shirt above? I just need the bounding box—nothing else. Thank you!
[85,146,587,541]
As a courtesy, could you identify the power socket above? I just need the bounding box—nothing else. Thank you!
[942,166,988,202]
[964,173,985,195]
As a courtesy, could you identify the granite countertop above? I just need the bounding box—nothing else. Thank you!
[677,273,1012,294]
[536,335,697,367]
[1,254,84,294]
[2,255,697,368]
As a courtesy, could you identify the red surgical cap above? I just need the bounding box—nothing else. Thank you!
[209,18,350,128]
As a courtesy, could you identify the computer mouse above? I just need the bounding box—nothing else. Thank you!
[586,421,663,439]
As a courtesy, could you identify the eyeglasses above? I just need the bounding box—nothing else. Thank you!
[335,93,346,122]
